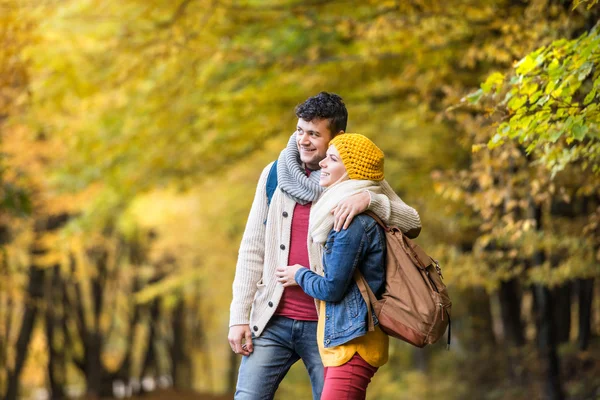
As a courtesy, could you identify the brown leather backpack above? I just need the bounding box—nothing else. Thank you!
[355,212,452,348]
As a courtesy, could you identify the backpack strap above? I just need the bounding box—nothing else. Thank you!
[357,211,388,332]
[446,310,452,350]
[265,160,278,206]
[364,211,391,232]
[366,211,431,268]
[354,269,378,332]
[263,161,278,225]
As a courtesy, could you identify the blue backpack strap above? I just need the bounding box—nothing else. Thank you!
[263,160,278,225]
[265,160,278,206]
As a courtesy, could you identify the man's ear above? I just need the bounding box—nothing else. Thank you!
[331,130,344,140]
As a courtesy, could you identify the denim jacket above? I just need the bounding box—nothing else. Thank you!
[295,213,386,348]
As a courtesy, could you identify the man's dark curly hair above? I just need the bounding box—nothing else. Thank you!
[295,92,348,136]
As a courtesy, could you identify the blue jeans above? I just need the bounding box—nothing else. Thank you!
[234,316,324,400]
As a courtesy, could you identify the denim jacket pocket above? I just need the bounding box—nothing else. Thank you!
[328,284,362,337]
[329,301,352,335]
[323,237,335,254]
[344,283,361,319]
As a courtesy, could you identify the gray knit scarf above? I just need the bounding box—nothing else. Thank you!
[276,134,324,205]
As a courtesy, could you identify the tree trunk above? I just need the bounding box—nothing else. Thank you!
[530,201,564,400]
[499,278,525,346]
[533,284,563,400]
[0,224,10,397]
[466,286,496,348]
[141,299,160,385]
[552,282,572,345]
[113,283,141,382]
[84,332,104,399]
[577,278,594,351]
[45,266,66,399]
[5,266,44,400]
[171,299,192,390]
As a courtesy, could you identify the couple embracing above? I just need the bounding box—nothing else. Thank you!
[228,92,421,400]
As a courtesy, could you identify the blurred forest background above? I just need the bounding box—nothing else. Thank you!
[1,0,600,399]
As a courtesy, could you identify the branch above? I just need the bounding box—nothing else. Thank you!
[217,0,350,12]
[156,0,196,29]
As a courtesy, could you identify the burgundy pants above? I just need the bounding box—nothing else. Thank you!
[321,353,379,400]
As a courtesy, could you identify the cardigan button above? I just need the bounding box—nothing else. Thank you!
[280,244,285,250]
[325,339,330,344]
[282,211,288,217]
[268,301,273,307]
[253,326,258,332]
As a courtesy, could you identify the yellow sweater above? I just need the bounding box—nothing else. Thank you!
[317,300,389,368]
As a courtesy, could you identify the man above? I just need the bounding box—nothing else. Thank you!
[229,92,421,399]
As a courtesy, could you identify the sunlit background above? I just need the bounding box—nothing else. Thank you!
[1,0,599,399]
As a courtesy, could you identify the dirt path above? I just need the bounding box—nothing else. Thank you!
[101,390,233,400]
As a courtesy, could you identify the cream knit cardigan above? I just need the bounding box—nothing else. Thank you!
[229,162,422,337]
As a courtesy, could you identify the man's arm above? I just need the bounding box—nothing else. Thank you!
[228,162,273,355]
[331,180,421,238]
[367,179,421,238]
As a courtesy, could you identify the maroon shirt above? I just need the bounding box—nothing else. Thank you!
[274,179,319,321]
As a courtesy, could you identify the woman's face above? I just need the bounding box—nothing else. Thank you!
[318,144,347,188]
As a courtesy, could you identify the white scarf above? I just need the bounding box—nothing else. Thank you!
[309,179,382,244]
[306,179,382,299]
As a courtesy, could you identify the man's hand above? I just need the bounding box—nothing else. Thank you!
[228,324,253,356]
[331,191,370,231]
[275,264,303,287]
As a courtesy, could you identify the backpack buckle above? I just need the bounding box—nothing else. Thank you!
[433,260,444,279]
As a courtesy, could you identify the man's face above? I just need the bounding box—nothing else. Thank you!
[295,118,334,170]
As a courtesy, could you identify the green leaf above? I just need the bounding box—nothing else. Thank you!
[522,82,539,96]
[525,142,537,154]
[501,91,514,105]
[564,115,575,130]
[492,133,504,144]
[529,91,542,105]
[549,129,563,143]
[508,95,528,110]
[583,88,596,105]
[578,62,593,81]
[536,95,550,106]
[586,103,598,113]
[545,79,557,95]
[464,88,484,104]
[481,72,505,94]
[516,55,534,75]
[571,123,588,141]
[472,144,485,153]
[489,133,505,148]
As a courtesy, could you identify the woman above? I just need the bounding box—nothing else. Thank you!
[275,133,389,400]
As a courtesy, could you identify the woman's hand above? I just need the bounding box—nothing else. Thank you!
[276,264,303,287]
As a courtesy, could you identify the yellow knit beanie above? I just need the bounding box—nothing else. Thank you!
[329,133,384,181]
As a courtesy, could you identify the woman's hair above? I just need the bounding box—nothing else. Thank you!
[295,92,348,135]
